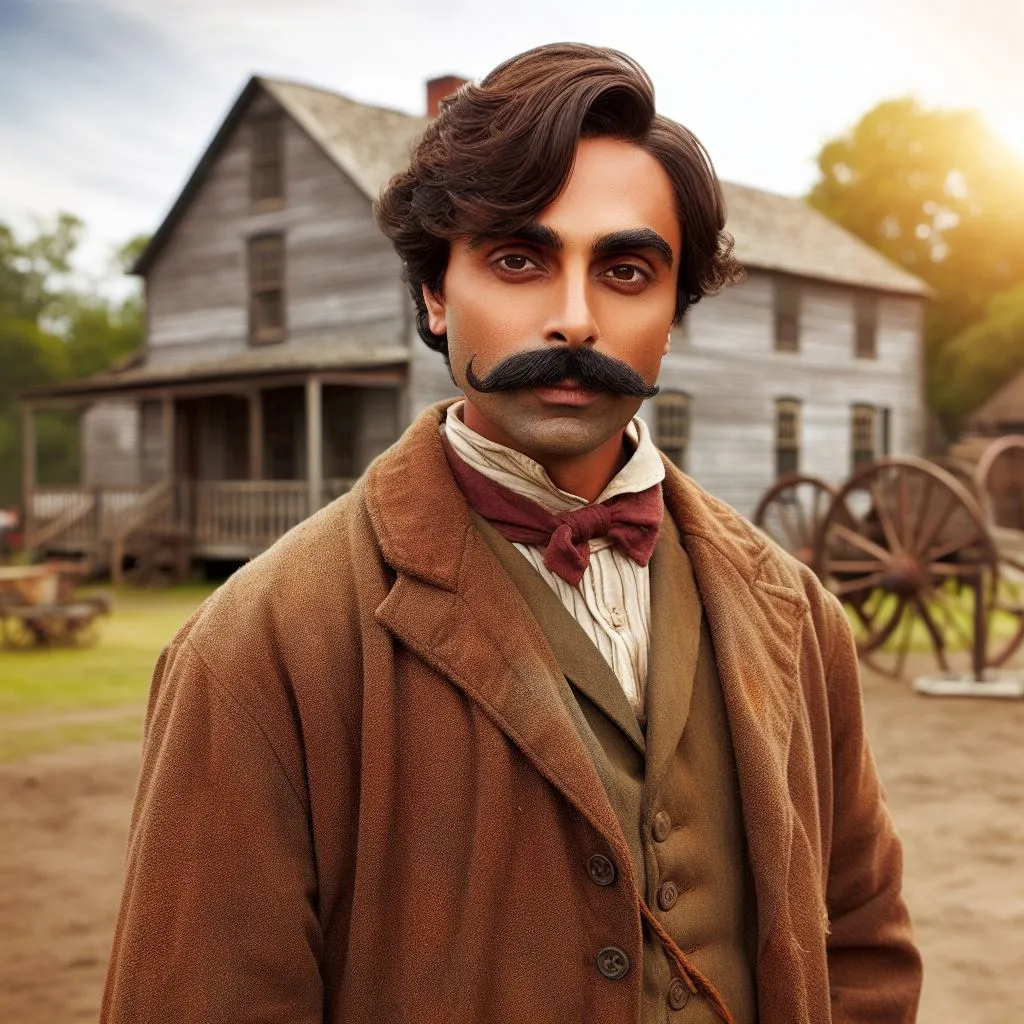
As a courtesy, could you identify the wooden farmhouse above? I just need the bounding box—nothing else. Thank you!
[20,74,930,580]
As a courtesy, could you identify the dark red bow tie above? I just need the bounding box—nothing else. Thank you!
[443,440,663,587]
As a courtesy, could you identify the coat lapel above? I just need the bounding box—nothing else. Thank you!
[365,404,637,878]
[642,514,701,800]
[471,514,645,756]
[662,466,807,958]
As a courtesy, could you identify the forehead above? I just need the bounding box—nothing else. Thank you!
[534,137,681,253]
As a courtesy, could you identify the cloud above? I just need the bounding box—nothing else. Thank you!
[2,0,1020,290]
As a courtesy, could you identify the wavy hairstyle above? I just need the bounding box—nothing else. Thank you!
[374,42,744,358]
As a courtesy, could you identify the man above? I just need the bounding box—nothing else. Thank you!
[102,43,921,1023]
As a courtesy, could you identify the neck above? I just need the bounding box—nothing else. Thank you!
[461,401,630,503]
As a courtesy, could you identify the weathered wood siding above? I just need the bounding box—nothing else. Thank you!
[81,401,141,487]
[639,269,924,517]
[144,90,406,368]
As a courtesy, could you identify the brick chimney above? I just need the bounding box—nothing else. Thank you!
[426,75,468,118]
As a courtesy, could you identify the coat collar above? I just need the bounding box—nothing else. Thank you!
[366,402,810,949]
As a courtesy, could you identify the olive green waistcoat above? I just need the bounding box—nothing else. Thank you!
[473,512,758,1024]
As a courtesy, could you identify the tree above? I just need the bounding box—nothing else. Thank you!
[808,99,1024,431]
[932,284,1024,430]
[0,215,147,506]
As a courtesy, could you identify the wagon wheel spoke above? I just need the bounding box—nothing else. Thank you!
[922,531,987,566]
[868,480,904,556]
[925,586,977,654]
[897,471,910,547]
[912,489,955,560]
[811,486,823,531]
[891,601,917,681]
[833,572,888,598]
[928,562,982,577]
[792,492,812,546]
[828,523,893,564]
[914,596,950,673]
[907,476,934,553]
[781,507,803,550]
[828,560,889,573]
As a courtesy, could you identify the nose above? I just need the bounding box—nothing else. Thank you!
[542,268,598,349]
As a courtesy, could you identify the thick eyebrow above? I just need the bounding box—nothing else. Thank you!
[467,222,674,269]
[593,228,674,269]
[468,221,561,251]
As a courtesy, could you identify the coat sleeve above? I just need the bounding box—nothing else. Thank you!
[821,595,923,1023]
[101,638,323,1023]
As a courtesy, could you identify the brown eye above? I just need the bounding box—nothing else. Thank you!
[498,255,531,271]
[606,265,647,283]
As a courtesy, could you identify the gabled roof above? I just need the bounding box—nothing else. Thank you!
[134,74,929,298]
[966,368,1024,431]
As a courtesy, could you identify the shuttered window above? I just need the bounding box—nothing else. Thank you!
[854,293,879,358]
[773,277,800,352]
[852,404,877,472]
[775,399,801,478]
[248,235,286,345]
[655,392,690,472]
[251,116,284,203]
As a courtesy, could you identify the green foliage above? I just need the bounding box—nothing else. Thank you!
[808,99,1024,431]
[0,214,147,506]
[932,284,1024,432]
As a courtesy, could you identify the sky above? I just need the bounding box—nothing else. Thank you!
[1,0,1022,293]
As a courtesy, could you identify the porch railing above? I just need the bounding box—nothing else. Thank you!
[29,486,150,549]
[28,478,357,559]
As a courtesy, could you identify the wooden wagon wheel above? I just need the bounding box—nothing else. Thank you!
[752,475,837,574]
[815,457,1000,681]
[975,435,1024,530]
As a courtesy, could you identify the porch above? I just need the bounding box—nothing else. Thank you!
[19,346,407,579]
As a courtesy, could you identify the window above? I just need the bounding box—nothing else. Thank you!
[774,399,801,479]
[654,392,690,472]
[879,406,891,456]
[251,116,283,203]
[852,404,877,472]
[773,277,800,352]
[854,293,878,358]
[248,235,286,345]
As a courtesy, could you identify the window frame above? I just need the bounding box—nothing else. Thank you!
[773,277,801,353]
[654,391,691,473]
[851,403,877,472]
[854,293,879,359]
[250,115,284,207]
[247,233,286,346]
[774,398,802,479]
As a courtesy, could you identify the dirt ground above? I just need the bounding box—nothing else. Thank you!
[1,666,1022,1023]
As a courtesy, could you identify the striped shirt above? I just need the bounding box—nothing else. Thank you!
[443,401,665,712]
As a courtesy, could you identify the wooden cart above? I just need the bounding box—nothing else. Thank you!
[0,564,109,648]
[753,443,1024,696]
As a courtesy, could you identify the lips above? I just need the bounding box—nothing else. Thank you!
[531,380,602,406]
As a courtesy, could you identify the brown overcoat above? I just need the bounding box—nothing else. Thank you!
[102,401,921,1023]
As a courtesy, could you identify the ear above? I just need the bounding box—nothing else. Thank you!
[663,329,673,357]
[421,283,447,336]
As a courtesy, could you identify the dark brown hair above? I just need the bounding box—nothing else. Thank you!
[374,42,744,357]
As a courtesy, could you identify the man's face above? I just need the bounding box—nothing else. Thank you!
[422,137,681,462]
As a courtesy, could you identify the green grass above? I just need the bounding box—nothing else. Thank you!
[0,582,218,760]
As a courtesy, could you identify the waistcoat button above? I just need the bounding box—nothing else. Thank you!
[657,880,679,910]
[652,810,672,843]
[667,977,690,1010]
[586,854,616,886]
[595,946,630,980]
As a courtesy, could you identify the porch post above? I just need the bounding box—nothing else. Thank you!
[305,376,323,516]
[161,394,176,484]
[20,403,36,542]
[248,390,263,480]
